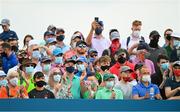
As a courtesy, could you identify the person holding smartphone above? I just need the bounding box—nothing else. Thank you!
[86,17,111,57]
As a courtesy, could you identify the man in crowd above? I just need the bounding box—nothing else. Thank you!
[28,71,55,98]
[132,65,162,100]
[86,19,111,57]
[0,19,18,41]
[164,61,180,100]
[102,29,121,66]
[95,73,123,99]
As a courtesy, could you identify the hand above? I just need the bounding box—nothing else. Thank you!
[91,21,98,30]
[144,92,150,99]
[111,91,116,99]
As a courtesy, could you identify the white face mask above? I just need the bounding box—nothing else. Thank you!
[53,75,61,82]
[106,81,114,89]
[9,77,18,86]
[49,45,56,52]
[142,75,151,82]
[132,30,140,38]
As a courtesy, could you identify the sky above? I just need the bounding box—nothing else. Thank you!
[0,0,180,48]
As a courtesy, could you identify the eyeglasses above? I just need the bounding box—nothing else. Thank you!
[78,44,87,48]
[53,72,61,75]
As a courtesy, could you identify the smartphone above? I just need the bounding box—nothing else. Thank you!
[94,17,99,22]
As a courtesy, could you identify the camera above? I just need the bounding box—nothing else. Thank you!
[166,34,171,40]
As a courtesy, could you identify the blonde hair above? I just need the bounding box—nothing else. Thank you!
[7,70,19,79]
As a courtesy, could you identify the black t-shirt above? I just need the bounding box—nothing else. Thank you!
[164,77,180,96]
[28,88,55,98]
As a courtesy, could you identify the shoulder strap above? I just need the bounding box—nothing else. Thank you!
[5,86,10,97]
[126,36,131,48]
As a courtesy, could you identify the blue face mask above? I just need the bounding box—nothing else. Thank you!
[32,50,41,59]
[25,66,34,75]
[77,64,85,72]
[55,57,63,64]
[53,75,61,82]
[43,64,51,72]
[95,28,103,35]
[0,79,8,86]
[161,63,169,71]
[89,57,95,63]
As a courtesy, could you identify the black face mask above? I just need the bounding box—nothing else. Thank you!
[35,80,46,87]
[66,66,75,73]
[100,65,110,71]
[1,52,7,57]
[11,45,19,53]
[149,38,159,48]
[95,28,103,35]
[56,35,65,41]
[118,56,126,64]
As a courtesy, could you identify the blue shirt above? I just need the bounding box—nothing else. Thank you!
[2,52,18,73]
[132,82,160,100]
[0,30,18,41]
[58,44,70,53]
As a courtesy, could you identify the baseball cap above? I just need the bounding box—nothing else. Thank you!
[103,73,115,81]
[110,31,120,41]
[44,31,55,37]
[173,61,180,67]
[33,71,45,80]
[120,66,133,73]
[115,49,127,56]
[171,32,180,39]
[149,30,161,38]
[28,40,39,47]
[134,63,144,71]
[65,58,76,64]
[0,19,10,26]
[88,48,98,54]
[53,47,63,56]
[72,33,82,40]
[76,56,88,63]
[0,70,6,77]
[41,57,51,63]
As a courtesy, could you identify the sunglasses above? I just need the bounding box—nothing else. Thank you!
[78,44,87,48]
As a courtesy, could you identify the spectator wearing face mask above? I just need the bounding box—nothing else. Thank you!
[115,66,133,99]
[40,57,52,83]
[151,54,172,99]
[44,31,55,43]
[102,29,121,66]
[86,19,111,57]
[18,58,36,93]
[1,42,18,74]
[109,49,135,77]
[52,48,65,74]
[28,71,55,98]
[121,20,145,50]
[129,42,155,75]
[64,58,81,99]
[147,30,168,73]
[0,70,28,98]
[0,19,18,42]
[46,67,73,99]
[0,70,8,87]
[170,32,180,61]
[56,34,70,54]
[75,57,88,81]
[95,73,123,99]
[164,61,180,100]
[132,66,162,100]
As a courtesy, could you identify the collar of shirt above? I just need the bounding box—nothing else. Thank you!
[139,82,153,89]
